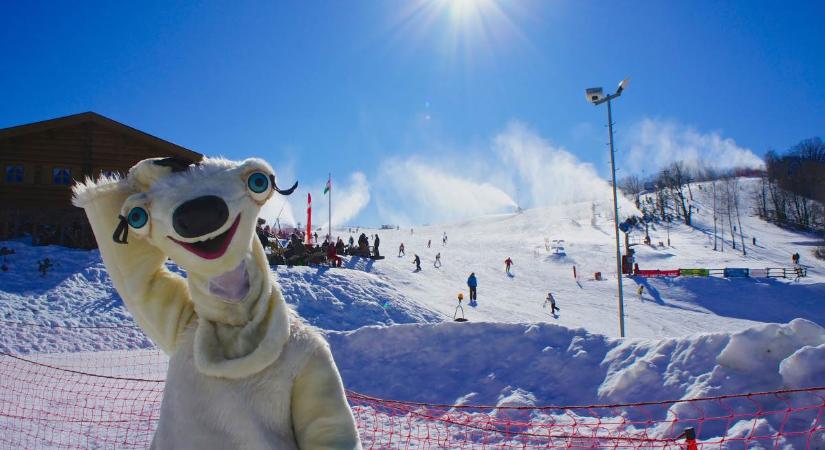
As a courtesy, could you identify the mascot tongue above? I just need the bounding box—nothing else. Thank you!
[208,259,250,302]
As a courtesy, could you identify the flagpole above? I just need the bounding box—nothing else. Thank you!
[328,173,332,243]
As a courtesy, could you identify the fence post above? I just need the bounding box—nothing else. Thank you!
[684,427,698,450]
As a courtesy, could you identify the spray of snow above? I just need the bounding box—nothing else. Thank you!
[259,196,298,227]
[623,118,765,173]
[259,172,370,230]
[377,122,639,225]
[314,172,372,230]
[495,122,639,219]
[377,157,517,225]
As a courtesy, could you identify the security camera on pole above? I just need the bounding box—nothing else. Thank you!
[585,78,630,338]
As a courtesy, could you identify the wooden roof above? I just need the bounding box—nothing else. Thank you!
[0,112,202,162]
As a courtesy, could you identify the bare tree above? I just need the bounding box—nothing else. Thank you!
[659,162,693,226]
[725,177,747,255]
[618,175,643,209]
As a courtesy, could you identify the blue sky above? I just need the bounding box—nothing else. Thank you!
[1,1,822,227]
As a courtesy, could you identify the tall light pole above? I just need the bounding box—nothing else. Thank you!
[585,78,630,338]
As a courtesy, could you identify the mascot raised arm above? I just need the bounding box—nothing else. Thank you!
[73,156,361,450]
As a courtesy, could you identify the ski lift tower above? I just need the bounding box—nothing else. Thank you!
[585,78,630,338]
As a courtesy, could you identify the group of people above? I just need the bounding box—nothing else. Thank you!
[256,215,384,267]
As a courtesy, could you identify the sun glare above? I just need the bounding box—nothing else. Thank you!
[383,0,532,72]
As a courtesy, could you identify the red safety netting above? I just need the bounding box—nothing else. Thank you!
[0,322,824,449]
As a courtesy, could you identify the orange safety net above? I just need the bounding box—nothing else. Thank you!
[0,322,823,449]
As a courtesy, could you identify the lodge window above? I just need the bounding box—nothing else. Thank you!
[53,168,72,185]
[5,165,24,183]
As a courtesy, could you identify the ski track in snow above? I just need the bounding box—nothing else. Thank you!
[0,177,824,408]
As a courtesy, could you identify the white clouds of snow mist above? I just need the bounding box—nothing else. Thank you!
[376,158,517,225]
[623,118,765,174]
[495,122,634,211]
[260,172,370,231]
[316,172,371,230]
[259,195,298,227]
[376,122,638,225]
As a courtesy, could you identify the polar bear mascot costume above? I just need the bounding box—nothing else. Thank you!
[73,156,361,450]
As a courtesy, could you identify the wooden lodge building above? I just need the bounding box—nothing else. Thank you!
[0,112,202,248]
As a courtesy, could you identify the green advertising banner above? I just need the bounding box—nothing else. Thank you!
[679,268,709,277]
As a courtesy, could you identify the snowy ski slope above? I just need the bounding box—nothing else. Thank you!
[326,177,824,338]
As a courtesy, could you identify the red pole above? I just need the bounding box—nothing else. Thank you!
[306,193,312,245]
[684,427,698,450]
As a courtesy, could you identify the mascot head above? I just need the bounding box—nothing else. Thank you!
[115,157,296,280]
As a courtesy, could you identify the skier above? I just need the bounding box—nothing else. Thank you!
[348,235,354,248]
[504,257,513,275]
[434,252,442,268]
[427,239,431,248]
[792,253,800,265]
[467,272,477,302]
[413,254,421,272]
[398,243,405,257]
[637,284,645,300]
[544,292,560,316]
[442,232,448,246]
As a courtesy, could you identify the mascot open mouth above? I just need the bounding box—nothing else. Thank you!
[170,214,241,260]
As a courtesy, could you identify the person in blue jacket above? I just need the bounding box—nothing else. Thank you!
[467,272,478,303]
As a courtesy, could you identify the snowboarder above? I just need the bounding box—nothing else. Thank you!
[544,292,560,316]
[398,243,405,257]
[413,254,421,272]
[637,284,645,300]
[467,272,477,302]
[434,252,442,268]
[504,257,513,275]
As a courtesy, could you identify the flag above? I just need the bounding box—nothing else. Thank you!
[324,177,331,195]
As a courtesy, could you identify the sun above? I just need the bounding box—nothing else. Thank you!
[384,0,531,69]
[445,0,499,29]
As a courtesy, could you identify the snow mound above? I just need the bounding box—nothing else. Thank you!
[275,265,441,331]
[327,320,825,406]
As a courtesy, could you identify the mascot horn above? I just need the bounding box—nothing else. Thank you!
[73,157,361,449]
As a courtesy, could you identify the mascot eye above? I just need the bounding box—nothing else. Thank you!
[127,207,149,229]
[247,172,270,194]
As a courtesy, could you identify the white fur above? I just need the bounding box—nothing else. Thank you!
[73,157,361,449]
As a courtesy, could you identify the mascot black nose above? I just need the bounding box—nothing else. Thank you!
[173,195,229,238]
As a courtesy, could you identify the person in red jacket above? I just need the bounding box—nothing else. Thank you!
[327,242,341,267]
[504,257,513,275]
